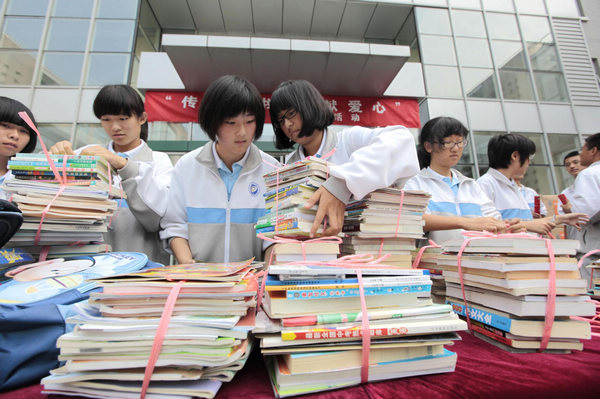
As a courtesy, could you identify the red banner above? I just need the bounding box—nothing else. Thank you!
[145,91,420,128]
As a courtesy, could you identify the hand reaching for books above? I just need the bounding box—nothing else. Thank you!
[461,217,508,233]
[49,140,76,155]
[522,219,556,235]
[554,213,589,230]
[80,146,127,170]
[305,186,345,238]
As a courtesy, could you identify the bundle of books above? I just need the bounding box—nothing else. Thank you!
[255,261,468,397]
[3,153,123,257]
[411,246,445,303]
[257,158,329,238]
[588,260,600,298]
[437,237,595,352]
[42,259,259,399]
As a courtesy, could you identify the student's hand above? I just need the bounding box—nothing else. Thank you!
[555,213,589,230]
[170,237,194,265]
[523,219,556,235]
[532,211,542,219]
[461,217,507,233]
[49,140,75,155]
[505,218,527,233]
[305,186,346,238]
[80,146,127,170]
[561,201,572,214]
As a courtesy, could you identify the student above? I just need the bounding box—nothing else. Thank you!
[477,134,586,235]
[49,85,172,264]
[269,79,419,237]
[404,117,518,244]
[560,151,586,214]
[513,173,546,217]
[160,75,280,264]
[570,133,600,282]
[0,97,38,199]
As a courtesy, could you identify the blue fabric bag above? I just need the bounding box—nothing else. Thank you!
[0,252,154,391]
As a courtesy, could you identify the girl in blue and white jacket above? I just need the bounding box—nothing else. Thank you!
[404,117,518,244]
[160,75,280,264]
[269,80,419,237]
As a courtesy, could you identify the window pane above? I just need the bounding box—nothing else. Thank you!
[39,52,84,85]
[191,123,208,141]
[424,65,462,97]
[92,20,135,52]
[455,38,492,67]
[482,0,514,13]
[419,35,456,65]
[499,70,535,100]
[1,17,45,49]
[491,40,527,69]
[35,124,72,151]
[462,68,498,99]
[449,0,480,9]
[139,0,160,50]
[486,13,520,41]
[514,0,547,15]
[528,43,560,71]
[521,166,553,195]
[520,16,553,43]
[415,7,451,35]
[534,72,568,102]
[46,18,89,51]
[6,0,49,16]
[518,132,549,164]
[148,122,191,141]
[86,53,130,85]
[74,124,110,148]
[0,50,36,84]
[52,0,93,17]
[97,0,138,19]
[472,131,497,165]
[546,0,580,17]
[547,134,581,165]
[451,10,486,38]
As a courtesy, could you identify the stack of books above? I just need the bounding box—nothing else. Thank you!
[341,188,430,268]
[255,261,468,397]
[269,240,340,265]
[257,158,329,238]
[3,153,123,257]
[411,246,445,303]
[588,260,600,298]
[41,259,259,399]
[437,237,595,352]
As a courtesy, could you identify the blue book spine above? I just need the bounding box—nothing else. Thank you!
[265,275,356,286]
[256,219,300,234]
[446,299,512,332]
[265,185,300,200]
[286,283,431,300]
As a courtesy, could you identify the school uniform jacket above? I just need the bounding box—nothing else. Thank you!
[477,168,533,221]
[285,126,420,203]
[79,141,173,265]
[405,167,500,244]
[160,143,280,263]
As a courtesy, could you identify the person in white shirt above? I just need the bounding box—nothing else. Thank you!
[404,117,521,244]
[559,151,585,214]
[269,80,419,237]
[513,174,547,217]
[0,97,38,200]
[477,133,587,235]
[570,133,600,284]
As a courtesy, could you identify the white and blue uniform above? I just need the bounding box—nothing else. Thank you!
[286,126,420,203]
[160,142,280,263]
[518,184,547,216]
[405,167,501,244]
[78,141,173,264]
[477,168,533,221]
[0,171,14,200]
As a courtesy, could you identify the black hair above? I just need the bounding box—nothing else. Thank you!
[269,80,334,150]
[0,96,38,153]
[417,116,468,168]
[563,150,580,164]
[198,75,264,141]
[487,133,536,169]
[584,132,600,152]
[93,85,148,141]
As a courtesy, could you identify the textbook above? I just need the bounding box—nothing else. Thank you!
[263,158,330,187]
[442,237,580,256]
[446,297,591,339]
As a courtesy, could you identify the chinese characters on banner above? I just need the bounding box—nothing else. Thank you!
[145,91,420,128]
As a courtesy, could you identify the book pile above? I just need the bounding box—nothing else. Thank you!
[3,153,123,257]
[41,259,259,399]
[256,158,329,238]
[588,260,600,297]
[341,188,430,268]
[411,246,445,303]
[437,237,595,352]
[255,261,468,397]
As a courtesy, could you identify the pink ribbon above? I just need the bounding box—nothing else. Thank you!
[411,240,441,269]
[356,270,370,384]
[140,280,184,399]
[456,231,557,352]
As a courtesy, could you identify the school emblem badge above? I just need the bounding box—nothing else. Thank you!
[248,182,260,197]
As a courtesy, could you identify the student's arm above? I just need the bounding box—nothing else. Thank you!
[422,214,508,233]
[169,237,194,264]
[49,140,76,155]
[117,152,173,232]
